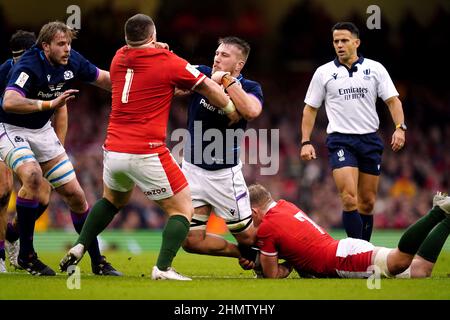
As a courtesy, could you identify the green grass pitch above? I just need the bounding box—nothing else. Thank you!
[1,230,450,300]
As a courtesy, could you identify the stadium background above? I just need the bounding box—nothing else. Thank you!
[0,0,449,236]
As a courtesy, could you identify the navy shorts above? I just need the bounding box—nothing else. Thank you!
[326,132,384,176]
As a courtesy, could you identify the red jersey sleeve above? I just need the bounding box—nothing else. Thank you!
[256,222,278,257]
[167,54,206,90]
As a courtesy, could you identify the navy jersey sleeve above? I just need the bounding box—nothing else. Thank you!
[196,65,212,77]
[6,59,36,97]
[71,49,99,83]
[0,59,13,95]
[242,80,263,106]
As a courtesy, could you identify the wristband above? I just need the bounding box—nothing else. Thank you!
[222,99,236,114]
[301,141,312,147]
[222,74,235,88]
[37,100,53,111]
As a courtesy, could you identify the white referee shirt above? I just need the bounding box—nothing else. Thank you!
[304,56,399,134]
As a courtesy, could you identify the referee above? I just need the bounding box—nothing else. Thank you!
[300,22,406,241]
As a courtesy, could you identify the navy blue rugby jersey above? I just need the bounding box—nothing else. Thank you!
[0,58,14,95]
[184,65,263,170]
[0,45,99,129]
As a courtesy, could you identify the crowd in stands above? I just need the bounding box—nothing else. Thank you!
[1,0,449,232]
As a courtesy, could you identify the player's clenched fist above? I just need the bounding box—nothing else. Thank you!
[211,71,230,84]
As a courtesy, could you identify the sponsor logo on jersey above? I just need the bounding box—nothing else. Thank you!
[337,149,345,162]
[338,87,369,95]
[64,70,74,80]
[48,83,65,91]
[14,136,24,143]
[15,72,29,88]
[199,98,225,114]
[332,73,338,80]
[185,63,200,78]
[37,91,62,99]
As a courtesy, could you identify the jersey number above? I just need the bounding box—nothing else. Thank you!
[294,211,325,234]
[121,68,134,103]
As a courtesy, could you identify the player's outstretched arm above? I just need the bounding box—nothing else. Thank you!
[93,69,112,92]
[259,253,291,279]
[3,89,78,114]
[212,71,262,121]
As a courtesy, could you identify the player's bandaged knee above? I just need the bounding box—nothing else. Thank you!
[190,214,208,230]
[373,247,394,278]
[5,146,36,171]
[44,157,76,188]
[228,216,253,234]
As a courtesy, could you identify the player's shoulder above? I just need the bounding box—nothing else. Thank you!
[10,47,41,74]
[194,64,211,76]
[68,48,89,65]
[361,57,385,69]
[316,60,337,73]
[0,58,13,75]
[241,76,261,88]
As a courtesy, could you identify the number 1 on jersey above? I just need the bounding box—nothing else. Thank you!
[121,68,134,103]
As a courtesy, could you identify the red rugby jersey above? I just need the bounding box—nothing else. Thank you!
[256,200,339,276]
[105,46,206,153]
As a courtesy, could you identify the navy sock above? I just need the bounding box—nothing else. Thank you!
[16,197,39,259]
[360,214,374,242]
[342,210,363,239]
[6,203,49,243]
[5,222,19,242]
[71,209,102,264]
[0,241,5,260]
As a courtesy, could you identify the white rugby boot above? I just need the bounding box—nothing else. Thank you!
[151,266,192,281]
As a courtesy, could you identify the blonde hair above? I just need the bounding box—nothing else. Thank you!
[248,184,273,208]
[37,21,77,47]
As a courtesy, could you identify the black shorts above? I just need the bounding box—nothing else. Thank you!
[326,132,384,176]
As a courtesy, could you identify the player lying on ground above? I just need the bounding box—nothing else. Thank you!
[240,184,450,279]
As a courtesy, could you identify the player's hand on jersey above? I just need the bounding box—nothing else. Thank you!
[300,144,317,160]
[52,89,79,109]
[391,129,405,152]
[155,41,169,50]
[211,71,230,84]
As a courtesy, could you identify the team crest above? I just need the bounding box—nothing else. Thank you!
[363,69,371,80]
[337,149,345,162]
[64,70,74,80]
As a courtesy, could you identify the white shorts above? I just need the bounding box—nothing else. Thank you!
[0,121,65,165]
[181,159,252,233]
[334,238,375,278]
[103,148,188,201]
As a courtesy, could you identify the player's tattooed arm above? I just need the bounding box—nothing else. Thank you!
[3,89,78,114]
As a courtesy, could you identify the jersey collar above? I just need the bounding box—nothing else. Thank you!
[264,201,278,215]
[334,55,364,77]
